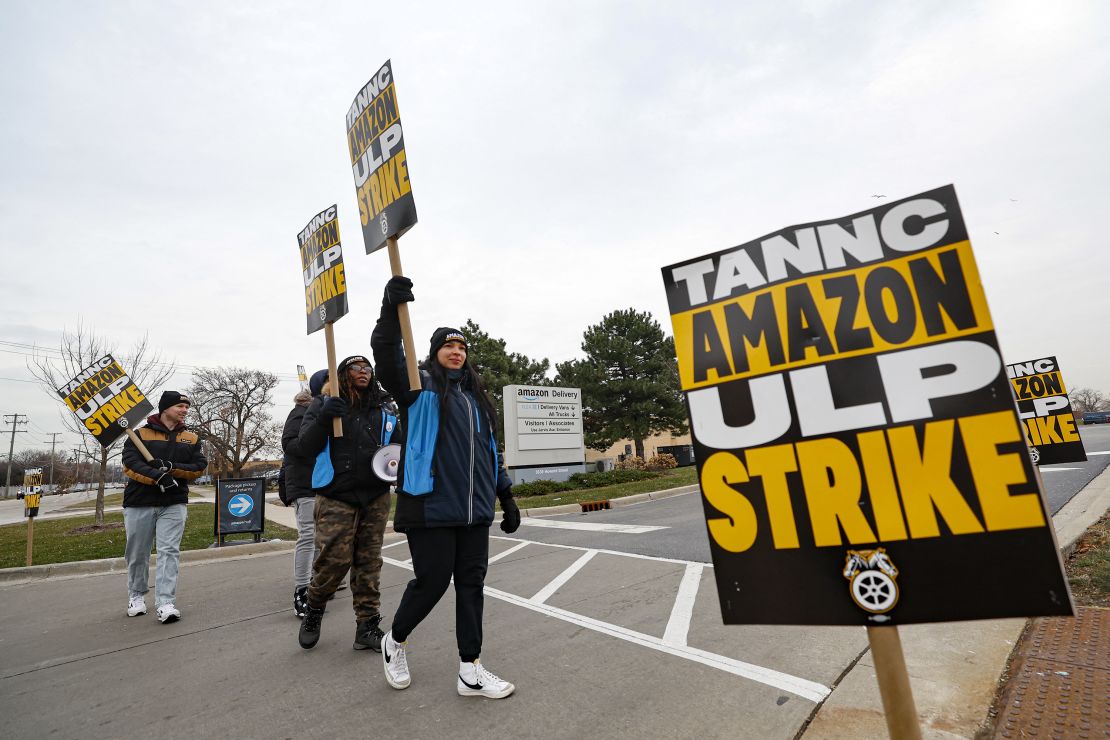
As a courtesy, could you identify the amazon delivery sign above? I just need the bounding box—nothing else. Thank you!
[662,185,1072,626]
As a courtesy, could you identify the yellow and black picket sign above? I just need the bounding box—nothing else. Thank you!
[348,60,421,391]
[1007,356,1086,465]
[56,355,160,469]
[662,185,1072,739]
[297,204,349,437]
[23,492,41,566]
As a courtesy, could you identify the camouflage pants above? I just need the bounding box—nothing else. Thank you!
[307,494,390,619]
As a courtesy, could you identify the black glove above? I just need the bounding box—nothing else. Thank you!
[156,471,179,492]
[150,458,170,472]
[319,396,349,421]
[499,493,521,534]
[383,276,414,307]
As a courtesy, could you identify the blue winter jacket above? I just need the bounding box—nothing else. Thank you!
[371,310,512,530]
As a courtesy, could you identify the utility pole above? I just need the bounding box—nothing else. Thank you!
[3,413,29,499]
[46,433,63,490]
[72,447,84,491]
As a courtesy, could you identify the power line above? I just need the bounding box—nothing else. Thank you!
[0,342,300,380]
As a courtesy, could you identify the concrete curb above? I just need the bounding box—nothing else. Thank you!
[0,539,295,587]
[517,483,700,518]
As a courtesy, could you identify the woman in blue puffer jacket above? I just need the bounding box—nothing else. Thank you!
[370,276,520,700]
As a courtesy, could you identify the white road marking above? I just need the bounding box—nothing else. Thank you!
[1086,450,1110,456]
[1040,467,1082,473]
[381,554,830,703]
[382,540,409,550]
[520,519,667,534]
[488,541,530,563]
[531,550,598,604]
[491,534,714,568]
[663,563,704,647]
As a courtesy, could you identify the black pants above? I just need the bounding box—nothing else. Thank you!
[391,525,489,661]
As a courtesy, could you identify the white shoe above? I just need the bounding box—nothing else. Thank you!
[457,660,514,699]
[127,594,147,617]
[382,631,410,689]
[156,603,181,624]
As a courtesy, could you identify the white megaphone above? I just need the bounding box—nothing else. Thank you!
[371,443,402,483]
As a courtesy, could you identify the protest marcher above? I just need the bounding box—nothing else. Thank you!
[371,276,521,699]
[279,368,329,618]
[121,391,208,623]
[296,355,399,651]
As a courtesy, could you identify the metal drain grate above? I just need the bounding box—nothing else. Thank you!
[580,500,611,512]
[992,606,1110,738]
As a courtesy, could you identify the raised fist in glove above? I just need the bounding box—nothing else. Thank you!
[383,276,414,306]
[319,396,349,421]
[499,493,521,534]
[156,471,179,492]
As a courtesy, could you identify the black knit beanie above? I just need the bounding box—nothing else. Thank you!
[159,391,191,412]
[429,327,467,357]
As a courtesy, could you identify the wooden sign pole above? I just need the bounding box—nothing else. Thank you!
[26,516,34,566]
[867,626,922,740]
[323,322,343,437]
[386,236,422,392]
[124,428,155,462]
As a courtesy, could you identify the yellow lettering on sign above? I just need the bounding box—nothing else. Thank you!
[700,452,758,553]
[959,411,1044,531]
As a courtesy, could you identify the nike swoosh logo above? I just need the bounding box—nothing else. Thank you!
[459,677,482,690]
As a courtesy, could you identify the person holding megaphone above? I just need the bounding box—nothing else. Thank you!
[371,276,521,700]
[295,355,401,653]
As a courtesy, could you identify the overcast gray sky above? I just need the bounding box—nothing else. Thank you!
[2,0,1108,457]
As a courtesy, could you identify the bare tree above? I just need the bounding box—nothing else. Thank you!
[1069,387,1109,416]
[27,322,175,525]
[188,367,282,478]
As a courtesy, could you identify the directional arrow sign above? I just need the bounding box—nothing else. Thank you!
[228,494,254,517]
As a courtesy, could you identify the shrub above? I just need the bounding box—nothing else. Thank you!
[645,453,678,471]
[512,479,573,497]
[615,455,647,470]
[569,469,659,488]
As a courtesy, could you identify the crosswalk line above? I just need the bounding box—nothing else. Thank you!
[520,519,667,534]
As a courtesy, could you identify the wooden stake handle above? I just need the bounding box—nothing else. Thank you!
[323,322,343,437]
[125,427,155,462]
[867,626,922,740]
[387,236,422,392]
[26,516,34,567]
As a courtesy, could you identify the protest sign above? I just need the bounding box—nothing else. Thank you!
[56,355,155,448]
[346,58,417,255]
[1007,356,1086,465]
[297,205,348,435]
[347,59,422,390]
[297,365,309,392]
[298,204,349,335]
[662,185,1071,627]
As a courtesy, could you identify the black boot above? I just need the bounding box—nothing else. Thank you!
[293,587,308,619]
[353,613,384,652]
[299,604,325,649]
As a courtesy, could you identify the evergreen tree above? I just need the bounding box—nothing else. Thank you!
[555,309,688,458]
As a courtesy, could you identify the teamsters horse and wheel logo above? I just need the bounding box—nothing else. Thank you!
[842,548,901,617]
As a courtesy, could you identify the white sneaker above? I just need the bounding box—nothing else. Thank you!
[382,631,410,689]
[457,660,515,699]
[127,594,147,617]
[156,604,181,624]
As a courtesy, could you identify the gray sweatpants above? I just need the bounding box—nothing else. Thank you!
[293,497,318,589]
[124,504,187,608]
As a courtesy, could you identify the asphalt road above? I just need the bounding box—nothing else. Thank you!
[1038,423,1110,513]
[1,427,1106,738]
